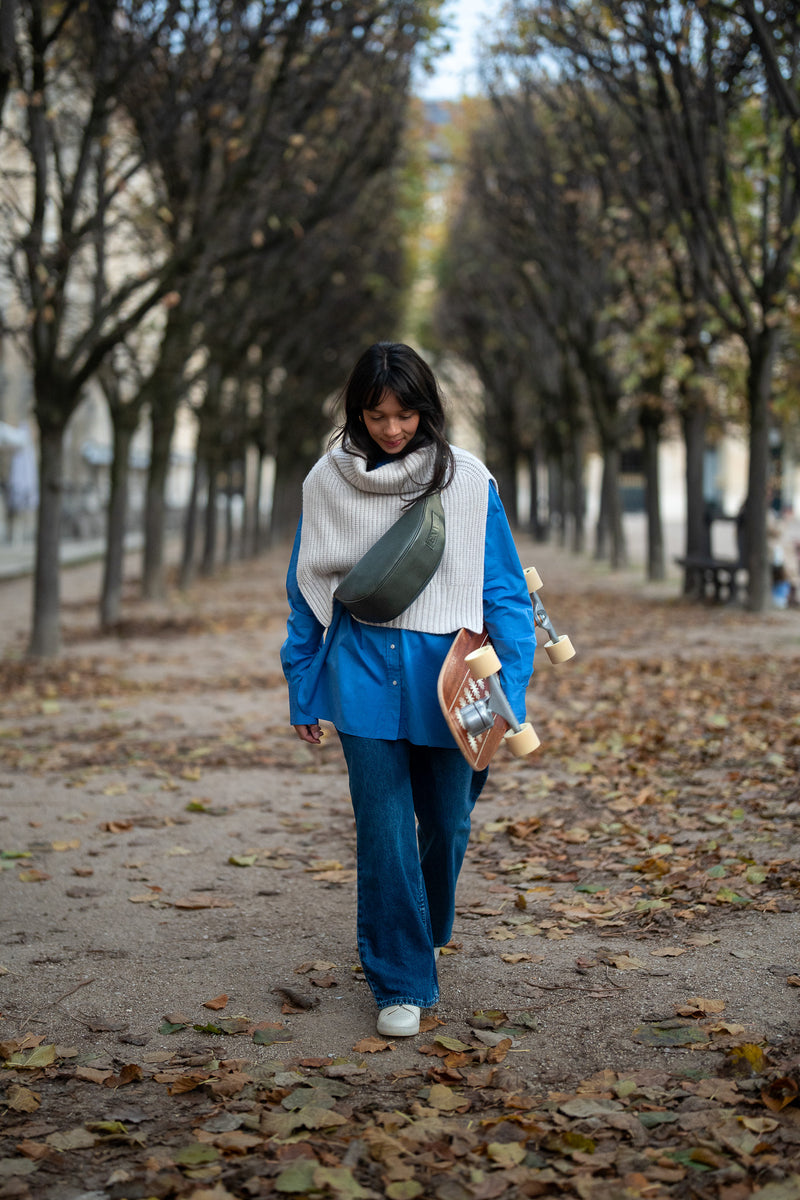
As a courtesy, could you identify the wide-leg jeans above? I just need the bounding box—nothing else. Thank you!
[339,733,488,1010]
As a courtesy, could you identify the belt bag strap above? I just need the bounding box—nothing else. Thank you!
[333,492,445,624]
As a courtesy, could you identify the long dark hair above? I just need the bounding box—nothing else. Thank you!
[333,342,455,500]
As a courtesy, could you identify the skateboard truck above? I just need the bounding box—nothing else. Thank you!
[460,643,541,758]
[524,568,576,664]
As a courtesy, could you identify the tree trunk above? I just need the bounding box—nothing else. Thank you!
[548,458,564,546]
[527,444,547,541]
[680,380,710,596]
[487,437,518,525]
[100,416,135,628]
[744,328,780,612]
[179,451,203,590]
[641,406,664,581]
[567,426,585,555]
[270,457,306,542]
[28,419,65,657]
[596,441,626,568]
[250,444,267,555]
[141,314,194,599]
[269,407,324,542]
[142,395,179,599]
[201,456,219,576]
[240,446,254,560]
[224,481,235,565]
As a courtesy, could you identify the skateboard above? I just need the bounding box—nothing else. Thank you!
[437,566,575,769]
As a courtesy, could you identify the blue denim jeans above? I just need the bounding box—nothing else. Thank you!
[338,733,488,1009]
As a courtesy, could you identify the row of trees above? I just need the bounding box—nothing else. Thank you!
[3,0,798,659]
[435,0,800,611]
[0,0,445,655]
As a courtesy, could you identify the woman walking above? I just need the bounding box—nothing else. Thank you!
[281,342,536,1036]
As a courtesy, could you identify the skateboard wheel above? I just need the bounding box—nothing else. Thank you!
[545,634,575,664]
[504,722,541,757]
[524,567,543,593]
[465,645,501,679]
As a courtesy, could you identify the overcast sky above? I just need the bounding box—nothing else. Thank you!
[414,0,493,100]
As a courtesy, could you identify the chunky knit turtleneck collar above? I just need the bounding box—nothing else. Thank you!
[329,443,436,496]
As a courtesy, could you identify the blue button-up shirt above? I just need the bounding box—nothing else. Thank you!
[281,484,537,748]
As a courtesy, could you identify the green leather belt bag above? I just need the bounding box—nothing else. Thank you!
[333,492,445,623]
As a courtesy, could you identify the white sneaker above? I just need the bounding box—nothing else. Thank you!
[377,1004,420,1037]
[434,946,442,960]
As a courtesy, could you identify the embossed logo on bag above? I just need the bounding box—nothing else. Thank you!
[426,510,443,550]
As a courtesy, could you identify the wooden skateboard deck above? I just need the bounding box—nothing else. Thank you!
[438,566,574,769]
[437,627,507,770]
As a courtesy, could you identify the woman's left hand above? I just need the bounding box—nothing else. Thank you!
[293,723,323,745]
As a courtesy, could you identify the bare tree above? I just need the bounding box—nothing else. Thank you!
[0,0,188,656]
[510,0,800,610]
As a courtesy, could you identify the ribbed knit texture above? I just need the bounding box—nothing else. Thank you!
[297,443,492,633]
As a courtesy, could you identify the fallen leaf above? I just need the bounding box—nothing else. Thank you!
[46,1127,97,1151]
[707,1021,747,1036]
[167,1071,212,1094]
[675,996,726,1017]
[75,1065,113,1084]
[353,1036,392,1053]
[272,986,318,1011]
[311,868,357,883]
[174,1143,220,1166]
[486,1141,527,1166]
[486,1037,512,1063]
[761,1077,798,1112]
[252,1023,293,1046]
[427,1083,469,1112]
[105,1063,143,1088]
[5,1044,57,1069]
[559,1097,624,1117]
[202,994,229,1010]
[386,1183,424,1200]
[726,1043,769,1075]
[606,953,647,970]
[173,894,234,909]
[261,1107,349,1135]
[435,1034,472,1052]
[274,1162,317,1193]
[632,1022,709,1047]
[193,1018,251,1036]
[6,1083,41,1112]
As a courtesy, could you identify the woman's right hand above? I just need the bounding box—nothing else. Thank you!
[293,723,323,745]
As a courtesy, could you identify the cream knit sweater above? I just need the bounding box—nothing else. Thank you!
[296,443,492,633]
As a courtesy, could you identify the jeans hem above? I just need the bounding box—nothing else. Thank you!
[374,993,439,1009]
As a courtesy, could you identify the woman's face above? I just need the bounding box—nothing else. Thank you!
[362,390,420,456]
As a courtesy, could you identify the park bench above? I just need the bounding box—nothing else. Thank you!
[673,552,747,602]
[674,507,748,603]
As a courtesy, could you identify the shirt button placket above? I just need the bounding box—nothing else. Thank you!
[386,635,401,726]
